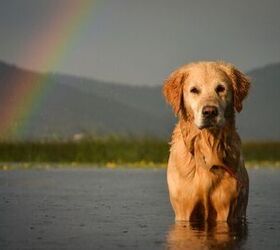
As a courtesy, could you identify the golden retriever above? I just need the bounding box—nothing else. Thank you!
[163,61,250,222]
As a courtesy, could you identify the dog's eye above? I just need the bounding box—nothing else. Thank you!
[190,87,200,94]
[216,84,225,94]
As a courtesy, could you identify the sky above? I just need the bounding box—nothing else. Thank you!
[0,0,279,86]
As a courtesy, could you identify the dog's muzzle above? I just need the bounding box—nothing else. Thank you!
[199,105,219,129]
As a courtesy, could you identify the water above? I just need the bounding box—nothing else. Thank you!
[0,168,279,249]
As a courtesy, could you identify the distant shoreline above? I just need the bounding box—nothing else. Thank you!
[0,139,279,170]
[1,161,280,171]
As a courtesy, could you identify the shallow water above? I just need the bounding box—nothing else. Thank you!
[0,168,279,249]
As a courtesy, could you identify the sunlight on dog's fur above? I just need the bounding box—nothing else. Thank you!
[163,61,250,222]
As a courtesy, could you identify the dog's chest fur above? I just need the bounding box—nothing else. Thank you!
[167,123,244,221]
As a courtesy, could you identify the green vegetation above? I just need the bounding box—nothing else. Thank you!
[242,142,280,162]
[0,138,279,169]
[0,137,169,167]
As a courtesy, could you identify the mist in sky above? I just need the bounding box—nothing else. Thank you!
[0,0,279,86]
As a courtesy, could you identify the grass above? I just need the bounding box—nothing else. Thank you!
[0,137,279,169]
[242,142,280,162]
[0,137,169,166]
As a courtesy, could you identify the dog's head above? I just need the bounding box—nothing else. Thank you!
[163,61,250,129]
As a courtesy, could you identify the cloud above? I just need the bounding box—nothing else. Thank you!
[0,0,280,86]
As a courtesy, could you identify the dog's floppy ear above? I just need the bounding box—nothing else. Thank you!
[220,63,251,112]
[163,69,186,115]
[230,67,251,112]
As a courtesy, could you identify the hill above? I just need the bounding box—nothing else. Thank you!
[0,61,279,140]
[237,63,280,140]
[0,61,172,140]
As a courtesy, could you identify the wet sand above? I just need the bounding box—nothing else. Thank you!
[0,168,280,249]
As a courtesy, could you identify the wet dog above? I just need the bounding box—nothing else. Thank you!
[163,61,250,222]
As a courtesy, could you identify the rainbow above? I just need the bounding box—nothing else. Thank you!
[0,0,97,140]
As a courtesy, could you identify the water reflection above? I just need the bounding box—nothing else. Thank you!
[166,221,247,250]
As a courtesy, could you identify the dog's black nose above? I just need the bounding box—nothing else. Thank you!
[202,106,218,119]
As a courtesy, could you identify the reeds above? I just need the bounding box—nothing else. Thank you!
[0,137,279,166]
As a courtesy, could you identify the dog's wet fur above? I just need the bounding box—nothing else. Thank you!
[163,61,250,222]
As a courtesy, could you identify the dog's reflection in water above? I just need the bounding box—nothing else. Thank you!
[166,221,247,250]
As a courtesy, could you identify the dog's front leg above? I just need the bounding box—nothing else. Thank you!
[171,196,198,222]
